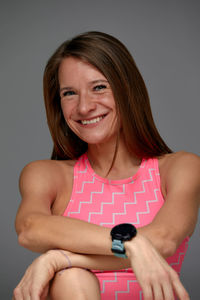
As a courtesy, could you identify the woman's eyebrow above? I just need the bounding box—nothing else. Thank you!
[60,86,73,92]
[90,79,108,85]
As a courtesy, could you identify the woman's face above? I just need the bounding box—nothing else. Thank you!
[58,57,119,145]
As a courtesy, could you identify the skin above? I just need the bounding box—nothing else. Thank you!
[13,57,200,300]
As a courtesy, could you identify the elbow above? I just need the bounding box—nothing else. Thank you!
[17,216,40,252]
[160,239,177,258]
[17,216,32,249]
[18,231,28,249]
[139,226,178,258]
[150,228,179,258]
[18,228,31,250]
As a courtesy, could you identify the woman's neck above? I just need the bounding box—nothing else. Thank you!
[87,136,141,180]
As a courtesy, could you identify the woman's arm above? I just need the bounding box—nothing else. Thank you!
[15,160,113,254]
[16,152,200,259]
[14,152,199,300]
[13,245,190,300]
[136,152,200,257]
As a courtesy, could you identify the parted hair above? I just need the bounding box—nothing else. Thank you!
[43,31,172,160]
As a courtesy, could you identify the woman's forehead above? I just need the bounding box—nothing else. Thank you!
[58,57,107,85]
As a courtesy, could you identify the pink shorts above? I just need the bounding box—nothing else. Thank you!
[94,271,143,300]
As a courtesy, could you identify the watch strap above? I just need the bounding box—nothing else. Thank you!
[111,239,128,258]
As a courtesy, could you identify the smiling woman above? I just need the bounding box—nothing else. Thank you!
[43,31,172,161]
[58,57,118,146]
[13,31,200,300]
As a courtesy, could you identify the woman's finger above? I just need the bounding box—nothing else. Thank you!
[40,284,50,300]
[141,283,154,300]
[19,285,31,300]
[23,293,31,300]
[13,286,23,300]
[29,284,43,300]
[152,283,164,300]
[171,272,190,300]
[162,280,175,300]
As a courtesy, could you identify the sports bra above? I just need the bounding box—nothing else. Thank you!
[63,153,189,275]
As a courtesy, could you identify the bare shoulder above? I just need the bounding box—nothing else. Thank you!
[159,151,200,175]
[19,159,76,197]
[159,151,200,200]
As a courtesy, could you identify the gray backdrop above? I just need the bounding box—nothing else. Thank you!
[1,1,199,299]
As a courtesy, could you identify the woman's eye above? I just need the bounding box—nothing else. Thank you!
[62,90,75,97]
[93,85,107,91]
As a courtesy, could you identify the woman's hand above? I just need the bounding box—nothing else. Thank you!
[125,234,190,300]
[12,238,190,300]
[12,250,72,300]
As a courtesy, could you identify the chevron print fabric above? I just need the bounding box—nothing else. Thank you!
[97,272,144,300]
[63,153,189,299]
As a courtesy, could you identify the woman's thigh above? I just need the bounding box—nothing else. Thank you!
[49,267,101,300]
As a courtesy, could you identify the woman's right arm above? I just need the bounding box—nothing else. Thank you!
[16,153,200,260]
[15,160,112,254]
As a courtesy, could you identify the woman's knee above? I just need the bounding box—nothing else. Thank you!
[49,267,101,300]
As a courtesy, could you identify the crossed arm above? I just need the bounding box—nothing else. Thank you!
[14,152,200,299]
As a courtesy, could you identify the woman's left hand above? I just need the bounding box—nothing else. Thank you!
[125,234,189,300]
[12,250,71,300]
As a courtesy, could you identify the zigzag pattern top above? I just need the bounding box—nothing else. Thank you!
[63,153,189,276]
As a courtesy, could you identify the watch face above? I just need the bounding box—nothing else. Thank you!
[111,223,137,241]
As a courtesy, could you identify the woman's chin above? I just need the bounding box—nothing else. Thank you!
[79,134,115,146]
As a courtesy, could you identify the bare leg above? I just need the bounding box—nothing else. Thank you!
[49,267,101,300]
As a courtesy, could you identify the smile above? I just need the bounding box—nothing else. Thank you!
[80,115,106,125]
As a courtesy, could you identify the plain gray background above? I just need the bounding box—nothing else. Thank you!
[1,0,199,299]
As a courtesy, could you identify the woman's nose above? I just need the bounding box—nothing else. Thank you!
[77,92,96,115]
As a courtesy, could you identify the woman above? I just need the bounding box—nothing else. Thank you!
[13,31,200,300]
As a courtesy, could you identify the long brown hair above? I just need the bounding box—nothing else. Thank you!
[43,31,172,160]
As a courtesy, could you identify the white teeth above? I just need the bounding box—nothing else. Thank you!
[81,116,103,125]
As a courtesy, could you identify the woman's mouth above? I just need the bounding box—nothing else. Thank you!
[79,114,106,125]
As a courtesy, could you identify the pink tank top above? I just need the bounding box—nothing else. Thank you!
[63,153,189,275]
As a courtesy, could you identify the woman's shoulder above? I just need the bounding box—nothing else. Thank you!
[159,151,200,173]
[21,158,76,175]
[158,151,200,196]
[19,159,76,193]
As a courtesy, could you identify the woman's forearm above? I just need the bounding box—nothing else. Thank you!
[73,253,131,271]
[18,213,177,259]
[48,249,131,272]
[18,213,112,254]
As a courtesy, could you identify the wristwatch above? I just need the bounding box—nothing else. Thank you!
[110,223,137,258]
